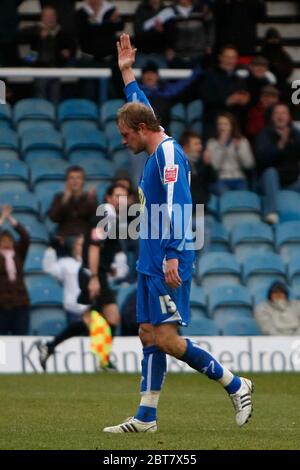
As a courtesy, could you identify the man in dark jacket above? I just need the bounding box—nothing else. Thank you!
[0,205,30,335]
[255,103,300,224]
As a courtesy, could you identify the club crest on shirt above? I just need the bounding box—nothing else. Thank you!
[164,165,178,184]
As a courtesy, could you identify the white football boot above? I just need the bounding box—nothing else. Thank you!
[103,417,157,433]
[229,377,254,426]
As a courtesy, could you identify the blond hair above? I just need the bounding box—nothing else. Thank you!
[117,102,161,132]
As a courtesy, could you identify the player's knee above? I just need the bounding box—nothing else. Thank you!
[139,324,154,346]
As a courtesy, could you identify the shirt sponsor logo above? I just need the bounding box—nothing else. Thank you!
[164,165,178,184]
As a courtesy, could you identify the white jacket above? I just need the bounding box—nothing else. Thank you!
[43,248,89,315]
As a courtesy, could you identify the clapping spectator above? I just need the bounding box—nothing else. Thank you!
[207,112,255,194]
[254,281,300,335]
[0,205,30,335]
[255,103,300,224]
[48,166,98,254]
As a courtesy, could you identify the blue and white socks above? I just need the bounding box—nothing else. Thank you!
[135,345,167,423]
[181,338,241,394]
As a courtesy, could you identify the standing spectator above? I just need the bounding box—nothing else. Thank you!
[246,85,279,142]
[166,0,215,68]
[134,0,169,67]
[200,45,250,138]
[48,166,98,253]
[207,112,255,193]
[0,205,30,335]
[245,56,277,106]
[0,0,24,66]
[76,0,123,65]
[254,281,300,335]
[43,234,89,325]
[255,103,300,224]
[19,5,76,103]
[260,28,294,93]
[39,0,78,36]
[214,0,266,59]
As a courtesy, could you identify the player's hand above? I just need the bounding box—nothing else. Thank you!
[88,276,101,300]
[117,34,137,71]
[165,258,182,289]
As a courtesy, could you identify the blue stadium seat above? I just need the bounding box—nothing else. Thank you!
[187,99,203,124]
[30,159,68,185]
[206,194,219,218]
[14,98,55,123]
[0,128,19,160]
[112,149,131,171]
[210,222,230,252]
[18,120,55,136]
[252,282,298,306]
[288,255,300,295]
[104,121,119,139]
[276,191,300,222]
[58,99,98,122]
[25,273,60,290]
[21,128,63,156]
[276,221,300,262]
[96,182,111,203]
[16,214,49,244]
[24,149,64,164]
[198,252,241,292]
[243,253,286,291]
[61,120,98,136]
[190,121,203,136]
[0,191,39,214]
[168,121,185,141]
[190,282,207,316]
[27,277,63,307]
[170,103,186,123]
[183,317,219,336]
[220,191,262,230]
[221,318,261,336]
[0,103,12,127]
[34,181,65,206]
[24,245,46,274]
[30,308,67,336]
[74,157,114,179]
[231,222,274,261]
[0,160,29,191]
[100,99,125,125]
[108,132,125,153]
[64,128,107,156]
[208,285,252,316]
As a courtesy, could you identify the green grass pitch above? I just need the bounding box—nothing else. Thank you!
[0,373,299,450]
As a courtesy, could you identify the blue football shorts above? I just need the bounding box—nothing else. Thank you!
[136,272,191,326]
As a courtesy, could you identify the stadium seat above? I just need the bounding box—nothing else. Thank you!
[221,318,261,336]
[24,149,64,164]
[288,255,300,294]
[220,191,262,230]
[96,182,111,203]
[24,245,46,274]
[0,160,29,192]
[112,149,131,171]
[0,103,12,127]
[198,252,241,292]
[14,98,55,123]
[168,121,185,141]
[30,159,68,185]
[18,120,55,136]
[27,277,63,307]
[34,181,64,207]
[276,221,300,262]
[183,317,220,336]
[0,191,39,214]
[58,99,98,122]
[16,214,49,244]
[187,99,203,124]
[64,128,107,156]
[170,103,186,123]
[104,121,119,139]
[0,128,19,160]
[73,157,114,179]
[61,120,98,136]
[276,191,300,222]
[190,282,207,316]
[30,308,67,336]
[252,283,298,306]
[243,253,286,292]
[21,128,63,156]
[190,121,203,136]
[231,222,274,261]
[100,99,125,125]
[208,285,252,317]
[206,194,219,219]
[209,222,230,252]
[108,132,125,153]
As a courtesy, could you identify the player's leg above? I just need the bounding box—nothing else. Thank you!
[154,323,253,427]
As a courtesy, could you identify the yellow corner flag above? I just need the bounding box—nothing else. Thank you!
[89,310,112,368]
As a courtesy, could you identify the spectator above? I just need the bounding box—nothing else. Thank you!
[260,28,294,92]
[245,56,277,106]
[214,0,266,59]
[48,166,98,252]
[255,103,300,224]
[246,85,280,142]
[166,0,215,68]
[139,61,201,125]
[200,45,250,138]
[76,0,123,65]
[43,234,89,325]
[207,112,255,194]
[39,0,78,36]
[0,205,30,335]
[254,281,300,335]
[19,5,76,103]
[0,0,24,66]
[134,0,169,67]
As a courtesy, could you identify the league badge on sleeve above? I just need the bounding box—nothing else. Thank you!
[164,164,179,184]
